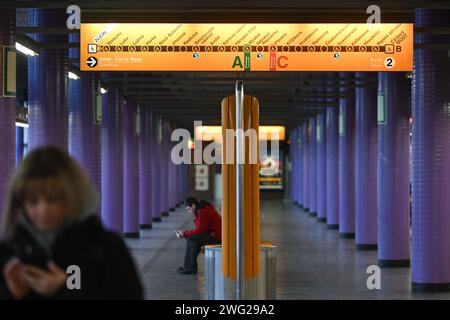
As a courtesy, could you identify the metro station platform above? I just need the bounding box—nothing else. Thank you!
[128,194,450,300]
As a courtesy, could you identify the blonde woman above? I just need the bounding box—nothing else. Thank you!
[0,146,143,299]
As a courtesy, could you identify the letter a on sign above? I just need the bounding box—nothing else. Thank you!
[232,56,243,69]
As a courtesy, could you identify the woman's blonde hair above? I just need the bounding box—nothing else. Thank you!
[1,146,95,240]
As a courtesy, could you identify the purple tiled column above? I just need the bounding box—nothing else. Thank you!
[316,113,327,223]
[123,100,139,238]
[290,129,298,204]
[309,118,317,216]
[377,72,411,267]
[326,105,339,229]
[338,72,356,238]
[68,34,101,191]
[355,72,378,250]
[168,123,176,212]
[0,9,16,220]
[412,9,450,291]
[296,126,304,207]
[28,9,68,150]
[139,107,152,229]
[302,122,310,212]
[152,114,162,222]
[176,161,181,206]
[161,119,170,216]
[101,88,123,233]
[16,128,24,166]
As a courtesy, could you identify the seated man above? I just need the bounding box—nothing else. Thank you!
[176,197,222,275]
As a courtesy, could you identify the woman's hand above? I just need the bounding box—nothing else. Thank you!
[22,261,67,297]
[3,256,30,299]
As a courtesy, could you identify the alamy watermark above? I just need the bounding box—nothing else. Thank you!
[366,265,381,290]
[170,121,279,165]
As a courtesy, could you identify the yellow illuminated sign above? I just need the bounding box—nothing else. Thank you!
[80,23,413,71]
[195,126,285,141]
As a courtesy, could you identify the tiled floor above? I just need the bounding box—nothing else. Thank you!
[126,195,450,300]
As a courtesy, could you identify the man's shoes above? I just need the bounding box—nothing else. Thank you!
[177,267,197,275]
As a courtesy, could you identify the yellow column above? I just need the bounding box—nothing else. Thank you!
[221,95,260,279]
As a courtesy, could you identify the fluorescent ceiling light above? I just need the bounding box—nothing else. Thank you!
[100,87,108,94]
[15,122,29,128]
[15,42,38,57]
[68,71,80,80]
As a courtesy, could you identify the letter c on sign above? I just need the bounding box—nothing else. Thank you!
[277,56,288,68]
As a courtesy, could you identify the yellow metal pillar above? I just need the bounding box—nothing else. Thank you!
[221,94,260,280]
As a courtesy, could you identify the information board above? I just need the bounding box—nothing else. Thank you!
[80,23,413,71]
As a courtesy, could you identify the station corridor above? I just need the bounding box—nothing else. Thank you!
[1,1,450,306]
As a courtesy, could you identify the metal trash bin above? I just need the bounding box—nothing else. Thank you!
[204,244,276,300]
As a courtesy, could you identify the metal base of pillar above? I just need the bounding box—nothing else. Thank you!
[340,232,355,239]
[412,282,450,293]
[140,224,153,230]
[205,245,277,300]
[309,212,317,217]
[378,259,410,268]
[356,244,378,251]
[327,224,339,230]
[152,217,162,222]
[124,232,140,238]
[317,217,327,223]
[162,211,169,217]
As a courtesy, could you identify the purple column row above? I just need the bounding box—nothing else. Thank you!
[0,9,16,221]
[296,126,304,207]
[412,8,450,291]
[160,117,170,217]
[316,113,327,223]
[290,129,299,204]
[68,33,101,192]
[151,113,162,222]
[28,9,68,151]
[355,72,378,250]
[377,72,411,266]
[308,118,317,216]
[101,88,123,233]
[139,107,153,229]
[338,72,356,238]
[302,123,310,211]
[326,105,339,229]
[123,100,139,238]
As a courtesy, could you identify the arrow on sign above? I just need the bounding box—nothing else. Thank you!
[87,56,98,68]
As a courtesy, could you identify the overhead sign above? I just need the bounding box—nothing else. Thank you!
[80,23,413,71]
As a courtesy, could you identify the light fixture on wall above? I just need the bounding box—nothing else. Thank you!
[15,42,38,56]
[15,34,41,57]
[68,71,80,80]
[15,121,29,128]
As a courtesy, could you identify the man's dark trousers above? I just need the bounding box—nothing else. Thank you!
[184,233,221,272]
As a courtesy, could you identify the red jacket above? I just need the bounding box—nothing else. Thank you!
[183,204,222,241]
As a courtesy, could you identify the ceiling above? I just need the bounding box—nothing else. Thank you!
[3,0,449,130]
